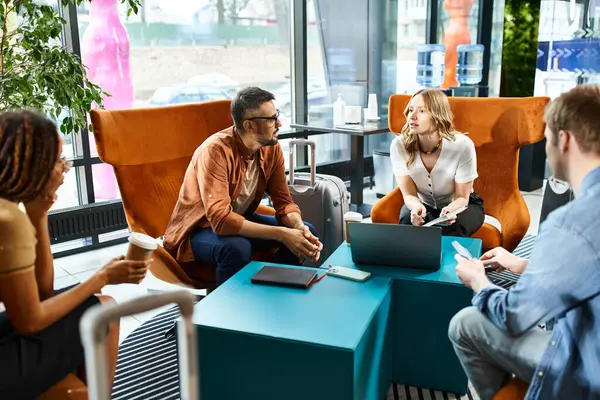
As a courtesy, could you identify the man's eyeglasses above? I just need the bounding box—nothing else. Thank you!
[246,110,280,123]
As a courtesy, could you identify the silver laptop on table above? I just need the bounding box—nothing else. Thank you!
[347,223,443,270]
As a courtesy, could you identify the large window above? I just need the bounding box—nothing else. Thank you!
[306,0,353,164]
[306,0,402,165]
[535,0,599,98]
[396,0,427,95]
[53,0,293,211]
[31,0,80,211]
[488,0,506,97]
[46,0,507,254]
[437,0,480,46]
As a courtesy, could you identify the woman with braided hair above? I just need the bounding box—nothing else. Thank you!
[0,110,152,398]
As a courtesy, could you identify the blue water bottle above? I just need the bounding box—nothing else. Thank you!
[456,44,484,86]
[416,44,446,88]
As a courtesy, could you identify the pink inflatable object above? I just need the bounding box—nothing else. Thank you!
[81,0,134,200]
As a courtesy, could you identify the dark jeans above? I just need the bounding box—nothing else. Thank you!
[399,193,485,237]
[190,214,318,286]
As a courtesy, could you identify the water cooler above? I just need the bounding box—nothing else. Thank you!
[450,44,488,97]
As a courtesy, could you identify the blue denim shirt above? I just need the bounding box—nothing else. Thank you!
[472,167,600,400]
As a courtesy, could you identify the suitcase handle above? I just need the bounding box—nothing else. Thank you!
[289,139,316,187]
[80,291,198,400]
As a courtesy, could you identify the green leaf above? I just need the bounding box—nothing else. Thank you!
[1,0,142,135]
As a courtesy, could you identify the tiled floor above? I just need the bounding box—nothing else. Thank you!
[54,241,207,343]
[54,187,544,344]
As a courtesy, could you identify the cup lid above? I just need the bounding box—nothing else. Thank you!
[128,232,158,250]
[344,211,363,221]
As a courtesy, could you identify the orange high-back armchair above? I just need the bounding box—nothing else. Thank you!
[371,94,550,252]
[90,100,273,289]
[37,373,87,400]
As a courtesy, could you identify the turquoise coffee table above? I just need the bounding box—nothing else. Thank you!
[192,262,394,400]
[324,236,482,394]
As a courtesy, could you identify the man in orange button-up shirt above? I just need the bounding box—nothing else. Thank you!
[164,87,322,286]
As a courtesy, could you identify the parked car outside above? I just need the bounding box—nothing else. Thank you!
[148,83,231,106]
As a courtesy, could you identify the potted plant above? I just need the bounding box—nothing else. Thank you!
[0,0,141,135]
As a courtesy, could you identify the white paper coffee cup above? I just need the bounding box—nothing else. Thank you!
[367,93,378,119]
[126,232,158,262]
[344,211,363,244]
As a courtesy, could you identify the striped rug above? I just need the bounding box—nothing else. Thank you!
[387,383,480,400]
[111,305,189,400]
[112,235,536,400]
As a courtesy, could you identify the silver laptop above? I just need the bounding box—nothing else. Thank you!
[347,223,443,270]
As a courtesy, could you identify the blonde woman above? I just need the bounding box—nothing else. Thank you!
[390,89,484,237]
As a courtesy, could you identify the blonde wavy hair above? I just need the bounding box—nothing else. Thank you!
[401,89,458,168]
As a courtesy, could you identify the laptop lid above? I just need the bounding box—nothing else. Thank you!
[348,223,442,270]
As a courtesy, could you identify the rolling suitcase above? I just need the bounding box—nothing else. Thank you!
[80,290,199,400]
[288,139,350,263]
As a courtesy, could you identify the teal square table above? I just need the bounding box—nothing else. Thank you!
[192,262,394,400]
[324,236,482,395]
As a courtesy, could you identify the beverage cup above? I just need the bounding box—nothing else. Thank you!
[126,232,158,262]
[344,211,363,245]
[367,93,378,119]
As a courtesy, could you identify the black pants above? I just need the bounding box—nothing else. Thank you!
[0,286,100,399]
[399,193,485,237]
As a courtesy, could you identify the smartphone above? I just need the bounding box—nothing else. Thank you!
[452,241,495,272]
[452,240,473,260]
[327,265,371,282]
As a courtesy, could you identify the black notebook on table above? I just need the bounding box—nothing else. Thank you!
[251,266,317,289]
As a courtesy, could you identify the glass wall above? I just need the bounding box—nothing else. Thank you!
[534,0,600,98]
[437,0,480,88]
[307,0,360,164]
[396,0,427,96]
[43,0,507,254]
[32,0,78,211]
[532,0,598,181]
[54,0,293,209]
[307,0,402,165]
[488,0,506,96]
[77,0,291,110]
[437,0,480,45]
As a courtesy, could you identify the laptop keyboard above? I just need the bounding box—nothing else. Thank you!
[486,270,520,289]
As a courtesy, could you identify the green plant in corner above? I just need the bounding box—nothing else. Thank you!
[0,0,141,135]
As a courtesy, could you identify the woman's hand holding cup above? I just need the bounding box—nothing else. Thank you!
[97,256,152,285]
[94,233,158,286]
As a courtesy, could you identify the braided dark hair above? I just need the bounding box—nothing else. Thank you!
[0,110,61,203]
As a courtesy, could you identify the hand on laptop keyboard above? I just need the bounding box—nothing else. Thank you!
[480,247,528,275]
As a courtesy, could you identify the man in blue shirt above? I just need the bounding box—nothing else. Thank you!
[448,84,600,400]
